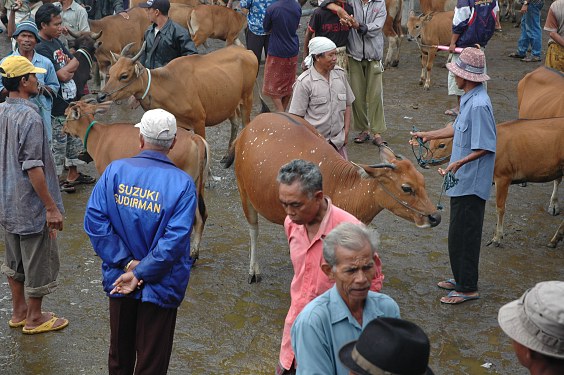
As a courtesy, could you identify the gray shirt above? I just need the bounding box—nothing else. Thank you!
[0,98,64,235]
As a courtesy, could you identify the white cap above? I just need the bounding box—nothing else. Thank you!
[135,109,177,140]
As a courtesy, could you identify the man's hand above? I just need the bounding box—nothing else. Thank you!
[520,3,528,14]
[111,272,143,295]
[46,206,63,239]
[409,131,429,144]
[438,160,462,176]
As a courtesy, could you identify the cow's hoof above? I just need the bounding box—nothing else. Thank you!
[391,60,399,68]
[547,241,557,248]
[220,154,234,168]
[423,85,430,91]
[418,81,424,86]
[486,239,502,247]
[247,273,262,284]
[547,205,560,216]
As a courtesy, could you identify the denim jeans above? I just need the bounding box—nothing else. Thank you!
[517,2,544,57]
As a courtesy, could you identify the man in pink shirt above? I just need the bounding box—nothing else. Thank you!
[275,159,384,375]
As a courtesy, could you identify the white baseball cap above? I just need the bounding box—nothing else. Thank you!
[135,109,177,140]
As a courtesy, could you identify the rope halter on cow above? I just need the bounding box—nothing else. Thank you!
[410,126,451,169]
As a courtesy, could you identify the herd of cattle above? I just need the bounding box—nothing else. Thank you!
[59,0,563,281]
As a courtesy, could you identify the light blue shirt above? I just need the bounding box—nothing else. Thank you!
[447,84,496,201]
[0,50,60,141]
[291,285,400,375]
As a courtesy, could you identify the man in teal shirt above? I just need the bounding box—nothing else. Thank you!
[291,222,400,375]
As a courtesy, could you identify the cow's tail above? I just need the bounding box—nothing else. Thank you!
[222,137,237,169]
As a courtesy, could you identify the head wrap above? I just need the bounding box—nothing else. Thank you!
[303,37,337,68]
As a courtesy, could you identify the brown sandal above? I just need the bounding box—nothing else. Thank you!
[354,132,371,143]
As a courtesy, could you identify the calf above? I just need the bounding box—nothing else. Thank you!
[407,10,453,90]
[188,5,247,48]
[63,100,210,260]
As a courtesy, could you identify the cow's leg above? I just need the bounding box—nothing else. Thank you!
[234,38,244,47]
[548,177,561,216]
[385,34,398,68]
[240,190,261,283]
[419,50,426,86]
[547,220,564,248]
[190,141,210,261]
[220,114,240,166]
[489,179,510,247]
[424,49,436,90]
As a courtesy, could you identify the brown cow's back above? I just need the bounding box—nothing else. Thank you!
[419,0,456,12]
[518,67,564,119]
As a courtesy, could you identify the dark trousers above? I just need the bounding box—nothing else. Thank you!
[245,28,269,65]
[109,298,177,375]
[448,195,486,293]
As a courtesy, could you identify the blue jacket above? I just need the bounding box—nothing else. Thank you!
[452,0,498,48]
[84,150,197,309]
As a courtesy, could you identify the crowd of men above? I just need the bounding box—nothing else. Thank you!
[0,0,563,374]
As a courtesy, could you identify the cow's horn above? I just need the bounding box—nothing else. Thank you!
[110,50,120,64]
[131,41,146,62]
[91,30,102,40]
[368,163,397,170]
[67,29,81,39]
[120,42,136,57]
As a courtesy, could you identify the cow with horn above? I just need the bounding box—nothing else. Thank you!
[224,112,441,283]
[97,43,258,161]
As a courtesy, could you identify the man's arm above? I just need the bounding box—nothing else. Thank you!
[84,172,134,269]
[77,6,90,32]
[27,167,64,231]
[263,6,272,34]
[410,121,455,142]
[177,27,198,56]
[450,0,471,51]
[42,59,60,98]
[56,57,79,82]
[112,0,124,14]
[291,311,335,375]
[287,79,310,117]
[544,8,564,47]
[132,183,197,283]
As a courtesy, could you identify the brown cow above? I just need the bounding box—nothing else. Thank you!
[187,5,247,48]
[419,0,456,12]
[417,118,564,246]
[225,113,441,282]
[87,4,195,85]
[63,100,210,259]
[383,0,404,67]
[548,220,564,248]
[97,45,258,161]
[407,10,453,89]
[129,0,202,9]
[518,67,564,119]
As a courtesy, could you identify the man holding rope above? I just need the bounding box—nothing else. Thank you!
[411,46,496,305]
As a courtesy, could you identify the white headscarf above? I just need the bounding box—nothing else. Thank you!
[303,37,337,68]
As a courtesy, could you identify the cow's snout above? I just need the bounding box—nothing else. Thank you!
[428,212,441,227]
[96,92,107,103]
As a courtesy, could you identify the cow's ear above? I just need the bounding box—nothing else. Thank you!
[95,41,103,49]
[95,101,112,114]
[70,106,81,120]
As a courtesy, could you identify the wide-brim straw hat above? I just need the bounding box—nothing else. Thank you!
[446,46,490,82]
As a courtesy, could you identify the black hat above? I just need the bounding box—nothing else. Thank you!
[138,0,170,13]
[339,318,434,375]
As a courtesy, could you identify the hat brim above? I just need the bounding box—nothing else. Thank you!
[498,299,564,359]
[30,67,47,75]
[13,29,40,42]
[338,341,376,375]
[446,62,490,82]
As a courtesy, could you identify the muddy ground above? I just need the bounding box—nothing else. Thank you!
[1,4,563,375]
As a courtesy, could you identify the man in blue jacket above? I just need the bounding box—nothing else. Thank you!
[84,108,197,375]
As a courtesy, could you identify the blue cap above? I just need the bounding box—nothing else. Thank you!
[13,21,41,42]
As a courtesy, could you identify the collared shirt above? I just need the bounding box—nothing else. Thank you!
[0,98,64,235]
[288,65,354,150]
[447,84,496,201]
[291,285,400,375]
[278,198,384,370]
[54,1,90,46]
[240,0,277,35]
[0,50,60,141]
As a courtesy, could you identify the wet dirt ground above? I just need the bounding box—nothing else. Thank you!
[1,5,563,375]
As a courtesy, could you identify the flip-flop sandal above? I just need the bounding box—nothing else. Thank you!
[437,278,456,290]
[22,316,69,334]
[372,134,384,146]
[440,291,480,305]
[8,318,26,328]
[354,132,371,144]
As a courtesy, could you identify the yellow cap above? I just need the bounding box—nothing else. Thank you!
[0,55,46,78]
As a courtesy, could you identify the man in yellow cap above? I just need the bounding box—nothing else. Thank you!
[0,55,68,334]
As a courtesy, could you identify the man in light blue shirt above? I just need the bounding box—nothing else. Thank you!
[411,47,496,305]
[291,222,400,375]
[0,21,59,142]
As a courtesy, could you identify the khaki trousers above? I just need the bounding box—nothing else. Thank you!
[348,57,386,135]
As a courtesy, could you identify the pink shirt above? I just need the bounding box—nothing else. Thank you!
[278,198,384,370]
